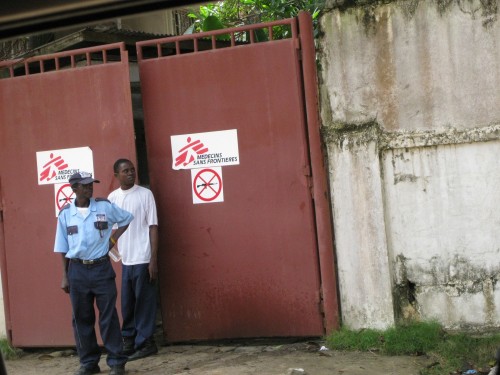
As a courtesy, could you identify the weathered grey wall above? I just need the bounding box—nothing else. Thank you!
[319,0,500,330]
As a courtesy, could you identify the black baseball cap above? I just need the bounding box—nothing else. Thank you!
[68,171,100,185]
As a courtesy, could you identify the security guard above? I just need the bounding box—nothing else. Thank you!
[54,171,133,375]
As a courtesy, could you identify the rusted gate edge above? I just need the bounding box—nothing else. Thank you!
[0,177,12,343]
[297,11,340,334]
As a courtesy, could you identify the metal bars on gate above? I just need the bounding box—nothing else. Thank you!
[136,18,298,61]
[0,42,127,79]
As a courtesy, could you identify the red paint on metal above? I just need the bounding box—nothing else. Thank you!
[0,43,136,346]
[138,17,333,341]
[136,18,297,59]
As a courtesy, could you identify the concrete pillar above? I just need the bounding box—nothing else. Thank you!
[327,126,394,329]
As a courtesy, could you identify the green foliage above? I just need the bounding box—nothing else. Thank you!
[383,321,443,355]
[0,339,19,360]
[426,333,500,375]
[326,321,500,375]
[187,0,323,39]
[327,326,383,351]
[202,15,231,40]
[252,28,268,42]
[202,15,226,32]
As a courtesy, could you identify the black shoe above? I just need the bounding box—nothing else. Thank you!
[74,364,100,375]
[127,338,158,361]
[122,336,135,355]
[109,364,125,375]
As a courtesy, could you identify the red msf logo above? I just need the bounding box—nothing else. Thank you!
[39,153,68,182]
[174,137,208,167]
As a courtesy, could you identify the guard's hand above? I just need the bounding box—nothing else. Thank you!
[61,275,70,293]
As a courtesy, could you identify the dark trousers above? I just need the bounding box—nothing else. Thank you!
[68,260,127,368]
[121,263,157,349]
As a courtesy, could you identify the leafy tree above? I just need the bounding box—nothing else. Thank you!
[186,0,322,39]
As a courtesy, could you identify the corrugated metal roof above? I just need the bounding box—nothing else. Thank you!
[14,25,171,60]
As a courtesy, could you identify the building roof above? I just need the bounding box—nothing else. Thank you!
[17,25,170,61]
[0,0,201,39]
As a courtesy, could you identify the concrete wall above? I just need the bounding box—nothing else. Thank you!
[319,0,500,330]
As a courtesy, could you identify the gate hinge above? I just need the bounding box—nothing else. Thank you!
[319,288,328,334]
[317,288,325,314]
[303,165,311,176]
[295,38,301,50]
[303,165,313,199]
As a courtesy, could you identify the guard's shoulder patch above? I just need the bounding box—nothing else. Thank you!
[58,204,70,215]
[95,197,111,203]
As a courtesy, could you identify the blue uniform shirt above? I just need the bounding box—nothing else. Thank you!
[54,198,134,260]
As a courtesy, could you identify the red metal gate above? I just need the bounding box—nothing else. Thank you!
[137,13,338,341]
[0,43,136,346]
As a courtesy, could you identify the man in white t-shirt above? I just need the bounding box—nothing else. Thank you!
[108,159,159,361]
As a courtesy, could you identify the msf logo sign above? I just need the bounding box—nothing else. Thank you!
[174,137,208,168]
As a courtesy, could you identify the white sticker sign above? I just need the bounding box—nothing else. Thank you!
[171,129,239,170]
[191,167,224,204]
[54,183,75,216]
[36,147,94,185]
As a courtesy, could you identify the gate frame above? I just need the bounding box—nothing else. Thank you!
[297,11,339,333]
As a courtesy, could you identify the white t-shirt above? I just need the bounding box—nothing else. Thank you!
[108,184,158,265]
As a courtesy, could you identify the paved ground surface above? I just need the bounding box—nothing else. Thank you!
[5,339,433,375]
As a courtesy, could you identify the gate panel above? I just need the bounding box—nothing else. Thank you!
[0,44,136,346]
[138,17,334,341]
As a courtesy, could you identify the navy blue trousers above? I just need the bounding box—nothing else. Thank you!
[68,260,127,368]
[121,263,157,349]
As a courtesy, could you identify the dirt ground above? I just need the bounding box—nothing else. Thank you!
[5,339,433,375]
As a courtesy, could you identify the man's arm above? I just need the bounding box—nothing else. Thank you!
[148,225,159,282]
[55,211,70,293]
[109,224,130,250]
[60,254,69,293]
